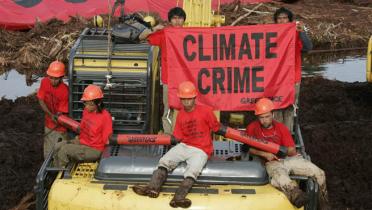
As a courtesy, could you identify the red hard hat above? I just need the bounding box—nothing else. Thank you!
[81,85,104,101]
[177,81,197,98]
[47,61,65,77]
[255,98,274,115]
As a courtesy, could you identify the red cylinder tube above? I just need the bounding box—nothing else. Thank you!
[110,134,177,145]
[57,115,81,133]
[225,127,287,157]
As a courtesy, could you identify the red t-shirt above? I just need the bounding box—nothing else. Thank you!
[173,105,220,157]
[295,31,303,83]
[246,120,295,147]
[37,77,69,132]
[79,109,113,152]
[148,30,168,84]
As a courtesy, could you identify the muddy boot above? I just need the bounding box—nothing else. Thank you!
[169,177,195,208]
[290,187,309,208]
[133,167,168,198]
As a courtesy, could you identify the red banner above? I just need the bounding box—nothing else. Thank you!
[165,23,296,111]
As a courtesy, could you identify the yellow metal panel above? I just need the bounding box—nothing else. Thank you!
[76,51,148,57]
[183,0,212,27]
[183,0,225,27]
[49,178,302,210]
[71,163,97,178]
[150,47,161,133]
[73,49,149,72]
[74,59,147,68]
[73,58,147,73]
[229,113,245,125]
[367,36,372,82]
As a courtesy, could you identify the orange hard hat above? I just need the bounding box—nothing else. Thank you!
[255,98,274,115]
[81,85,104,101]
[177,81,197,98]
[47,61,65,77]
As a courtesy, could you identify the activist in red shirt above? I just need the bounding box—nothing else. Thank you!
[246,120,295,149]
[245,98,329,209]
[53,85,113,168]
[133,81,222,209]
[140,7,186,135]
[172,104,220,157]
[79,108,112,151]
[272,7,313,132]
[37,61,69,159]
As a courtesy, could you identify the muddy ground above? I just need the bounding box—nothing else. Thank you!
[0,96,44,210]
[2,77,372,210]
[300,77,372,210]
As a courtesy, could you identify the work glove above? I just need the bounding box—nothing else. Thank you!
[170,135,181,145]
[51,113,61,123]
[51,115,58,123]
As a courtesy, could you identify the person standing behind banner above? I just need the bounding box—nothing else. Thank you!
[139,7,186,135]
[53,85,113,167]
[37,61,69,159]
[272,7,313,132]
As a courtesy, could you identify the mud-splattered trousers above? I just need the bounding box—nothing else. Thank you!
[265,155,328,204]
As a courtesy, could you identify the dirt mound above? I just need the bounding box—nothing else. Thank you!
[0,95,44,210]
[223,0,371,49]
[300,78,372,124]
[300,77,372,209]
[332,0,371,6]
[0,17,87,75]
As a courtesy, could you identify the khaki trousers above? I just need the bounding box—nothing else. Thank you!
[43,127,68,159]
[158,143,208,180]
[162,85,173,134]
[53,138,102,167]
[273,83,301,132]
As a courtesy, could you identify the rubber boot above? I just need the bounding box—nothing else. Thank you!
[290,187,309,208]
[169,177,195,208]
[133,167,168,198]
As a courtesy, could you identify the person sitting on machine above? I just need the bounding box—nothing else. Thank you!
[244,98,329,209]
[132,81,222,208]
[53,85,113,167]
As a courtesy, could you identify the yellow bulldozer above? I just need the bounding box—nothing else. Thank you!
[35,1,319,209]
